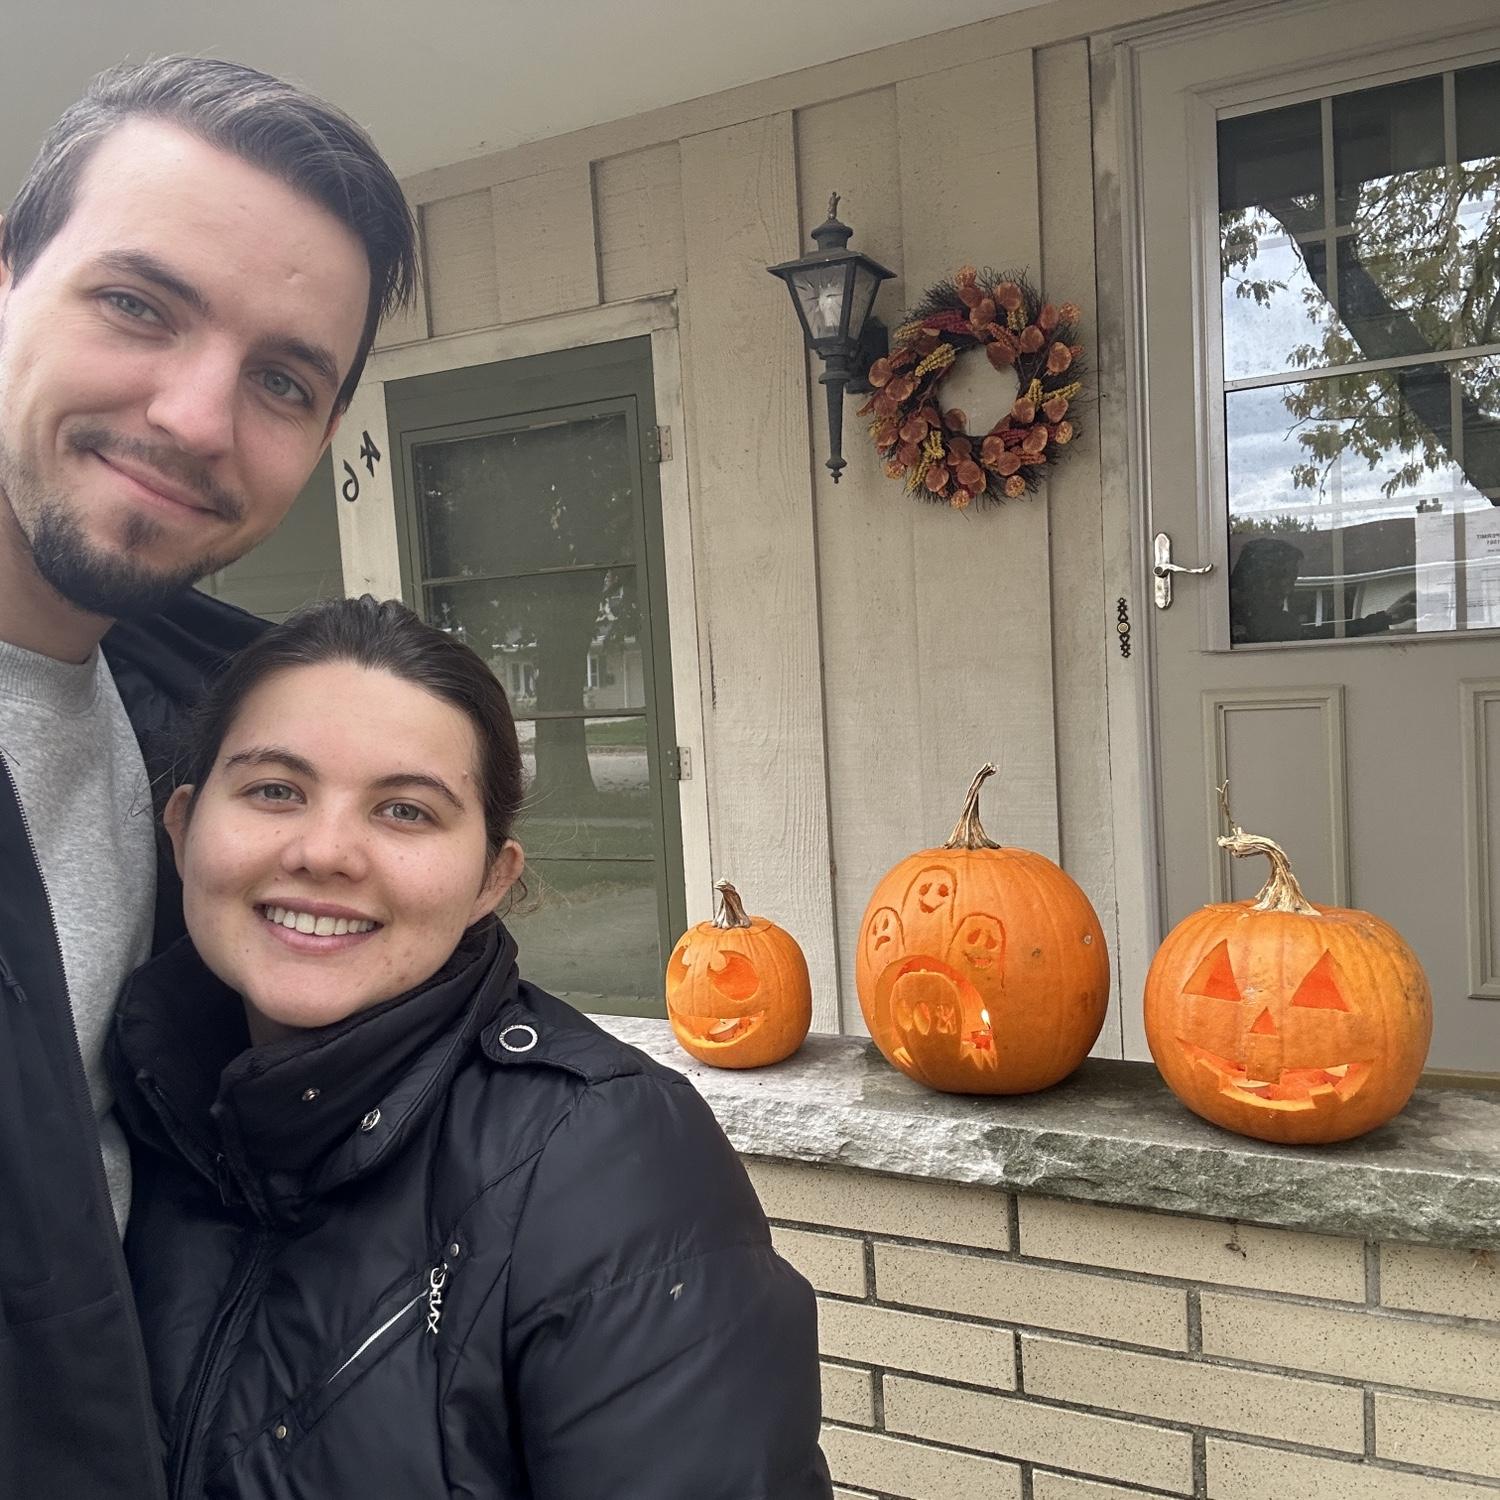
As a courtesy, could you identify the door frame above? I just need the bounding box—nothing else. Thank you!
[1092,0,1500,1060]
[327,293,715,929]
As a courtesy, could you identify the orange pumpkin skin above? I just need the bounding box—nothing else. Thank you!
[856,767,1109,1095]
[1144,822,1432,1146]
[666,881,812,1069]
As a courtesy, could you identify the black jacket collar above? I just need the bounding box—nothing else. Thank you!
[112,921,520,1224]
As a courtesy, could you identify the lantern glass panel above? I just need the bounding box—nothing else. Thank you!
[849,264,882,339]
[792,264,852,339]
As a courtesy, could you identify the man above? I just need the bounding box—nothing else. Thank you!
[0,57,415,1497]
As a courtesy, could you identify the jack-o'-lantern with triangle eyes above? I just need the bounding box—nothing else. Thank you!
[856,764,1109,1095]
[666,880,812,1068]
[1144,791,1432,1145]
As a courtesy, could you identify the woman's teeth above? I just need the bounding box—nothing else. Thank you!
[260,906,377,937]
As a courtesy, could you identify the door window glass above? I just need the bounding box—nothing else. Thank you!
[1219,62,1500,642]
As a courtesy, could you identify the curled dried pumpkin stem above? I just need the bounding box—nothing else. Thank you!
[1215,781,1317,916]
[944,763,1002,851]
[713,879,753,930]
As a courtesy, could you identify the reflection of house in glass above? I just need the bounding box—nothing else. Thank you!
[495,633,645,712]
[1229,504,1500,638]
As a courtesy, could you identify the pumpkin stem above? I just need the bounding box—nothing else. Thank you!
[713,879,754,930]
[943,763,1002,851]
[1215,780,1318,915]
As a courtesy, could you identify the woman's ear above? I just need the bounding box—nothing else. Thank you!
[163,786,196,878]
[470,839,525,925]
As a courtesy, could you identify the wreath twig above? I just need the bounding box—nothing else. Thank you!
[860,265,1085,508]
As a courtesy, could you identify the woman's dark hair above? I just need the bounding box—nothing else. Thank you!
[181,596,523,864]
[2,55,416,415]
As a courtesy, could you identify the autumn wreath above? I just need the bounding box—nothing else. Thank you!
[860,266,1085,508]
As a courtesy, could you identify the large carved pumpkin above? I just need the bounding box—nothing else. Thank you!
[856,764,1109,1094]
[665,880,812,1068]
[1144,795,1432,1145]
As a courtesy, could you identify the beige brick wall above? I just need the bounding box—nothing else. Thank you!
[749,1159,1500,1500]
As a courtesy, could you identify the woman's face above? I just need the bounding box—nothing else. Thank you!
[166,661,522,1038]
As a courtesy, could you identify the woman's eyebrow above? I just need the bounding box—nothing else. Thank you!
[223,746,317,779]
[369,772,464,810]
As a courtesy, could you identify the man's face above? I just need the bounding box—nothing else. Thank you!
[0,119,371,617]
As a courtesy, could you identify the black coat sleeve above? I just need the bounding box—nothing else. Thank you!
[504,1070,832,1500]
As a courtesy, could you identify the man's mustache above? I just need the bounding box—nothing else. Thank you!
[65,424,246,523]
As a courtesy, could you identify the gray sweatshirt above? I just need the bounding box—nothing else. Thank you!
[0,638,157,1230]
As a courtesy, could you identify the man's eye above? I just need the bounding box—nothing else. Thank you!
[259,370,312,407]
[105,292,160,322]
[385,802,429,824]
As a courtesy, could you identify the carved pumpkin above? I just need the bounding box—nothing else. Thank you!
[1144,792,1432,1145]
[665,880,812,1068]
[856,764,1109,1094]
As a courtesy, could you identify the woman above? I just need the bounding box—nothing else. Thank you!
[110,596,830,1499]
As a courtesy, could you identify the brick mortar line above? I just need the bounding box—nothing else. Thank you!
[812,1221,1376,1307]
[1365,1240,1382,1306]
[1363,1387,1377,1460]
[831,1362,1500,1480]
[842,1304,1500,1409]
[1192,1430,1207,1498]
[774,1215,1500,1328]
[824,1403,1500,1495]
[821,1416,1185,1497]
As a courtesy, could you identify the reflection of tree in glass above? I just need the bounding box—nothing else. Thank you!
[420,415,641,806]
[1221,156,1499,504]
[1229,512,1316,537]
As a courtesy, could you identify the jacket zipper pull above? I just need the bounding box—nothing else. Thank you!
[426,1262,448,1337]
[0,954,28,1004]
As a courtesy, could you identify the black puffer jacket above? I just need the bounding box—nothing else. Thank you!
[111,921,831,1499]
[0,590,262,1500]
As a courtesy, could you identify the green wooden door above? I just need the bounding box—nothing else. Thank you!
[386,338,683,1016]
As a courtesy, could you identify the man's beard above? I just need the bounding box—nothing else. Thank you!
[0,421,245,620]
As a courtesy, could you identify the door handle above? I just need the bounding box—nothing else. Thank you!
[1153,531,1214,609]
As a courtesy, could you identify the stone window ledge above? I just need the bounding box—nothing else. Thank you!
[594,1019,1500,1250]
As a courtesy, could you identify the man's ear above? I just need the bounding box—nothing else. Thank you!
[163,786,195,879]
[470,839,525,925]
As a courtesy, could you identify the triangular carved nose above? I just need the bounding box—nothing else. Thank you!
[1249,1007,1278,1037]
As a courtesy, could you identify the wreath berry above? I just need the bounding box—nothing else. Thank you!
[860,266,1085,508]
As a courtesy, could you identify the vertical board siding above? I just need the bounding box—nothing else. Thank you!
[794,85,918,1032]
[679,113,841,1028]
[492,164,601,322]
[424,188,502,334]
[1036,39,1121,1052]
[595,143,687,302]
[894,55,1061,862]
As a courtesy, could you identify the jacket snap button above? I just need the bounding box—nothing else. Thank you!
[447,1241,461,1259]
[359,1108,381,1132]
[302,1088,320,1102]
[273,1423,288,1440]
[498,1023,538,1054]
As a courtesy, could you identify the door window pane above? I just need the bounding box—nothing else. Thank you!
[415,413,635,578]
[1219,63,1500,644]
[505,859,664,1014]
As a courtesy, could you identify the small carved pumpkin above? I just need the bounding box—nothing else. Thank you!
[856,764,1109,1094]
[1144,790,1432,1145]
[665,880,812,1068]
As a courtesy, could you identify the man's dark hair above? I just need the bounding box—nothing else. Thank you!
[2,55,417,414]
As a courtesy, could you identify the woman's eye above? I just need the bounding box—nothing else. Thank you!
[247,782,300,804]
[385,801,429,824]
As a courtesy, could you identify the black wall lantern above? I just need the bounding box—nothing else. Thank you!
[768,193,895,483]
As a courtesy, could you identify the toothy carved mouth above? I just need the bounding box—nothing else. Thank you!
[1178,1040,1372,1111]
[670,1011,768,1046]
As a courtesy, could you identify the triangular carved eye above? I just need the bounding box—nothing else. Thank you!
[1184,940,1241,1001]
[1291,950,1350,1011]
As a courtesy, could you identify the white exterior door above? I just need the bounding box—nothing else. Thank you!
[1133,0,1500,1073]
